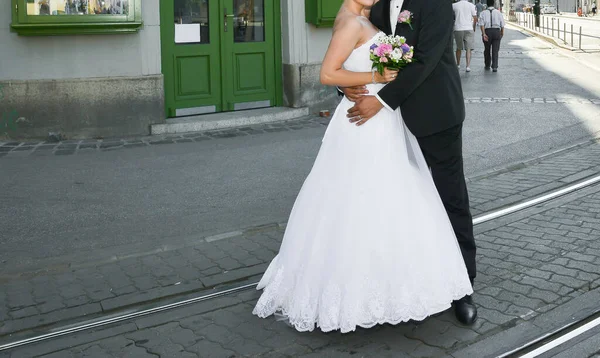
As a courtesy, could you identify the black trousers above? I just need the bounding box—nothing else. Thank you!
[417,124,477,283]
[484,28,502,69]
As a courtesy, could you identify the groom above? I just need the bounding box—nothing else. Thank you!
[342,0,478,325]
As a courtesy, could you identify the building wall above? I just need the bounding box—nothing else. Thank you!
[280,0,338,111]
[0,0,164,140]
[557,0,578,12]
[0,0,340,140]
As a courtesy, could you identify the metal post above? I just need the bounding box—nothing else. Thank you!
[571,24,573,46]
[579,26,582,49]
[564,23,566,42]
[557,19,560,37]
[552,18,554,37]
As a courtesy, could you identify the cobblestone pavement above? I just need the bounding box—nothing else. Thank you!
[6,175,600,357]
[1,138,600,347]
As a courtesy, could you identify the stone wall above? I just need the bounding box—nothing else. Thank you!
[0,76,164,140]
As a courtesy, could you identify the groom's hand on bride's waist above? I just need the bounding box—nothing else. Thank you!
[347,96,384,126]
[340,86,368,102]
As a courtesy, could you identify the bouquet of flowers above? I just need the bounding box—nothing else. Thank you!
[369,34,414,75]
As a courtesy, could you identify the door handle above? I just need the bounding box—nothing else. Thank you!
[224,8,235,32]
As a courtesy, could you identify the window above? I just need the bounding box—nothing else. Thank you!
[11,0,143,36]
[305,0,343,28]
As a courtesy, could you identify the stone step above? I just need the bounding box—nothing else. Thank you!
[151,107,310,135]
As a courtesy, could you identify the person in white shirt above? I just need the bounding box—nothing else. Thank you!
[478,0,505,72]
[453,0,478,72]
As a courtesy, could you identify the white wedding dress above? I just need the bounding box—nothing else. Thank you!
[252,32,473,333]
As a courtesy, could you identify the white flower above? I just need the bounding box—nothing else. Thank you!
[375,33,388,44]
[390,48,403,61]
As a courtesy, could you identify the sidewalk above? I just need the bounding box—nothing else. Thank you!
[7,142,600,357]
[2,136,600,344]
[509,13,600,51]
[0,115,327,159]
[555,12,600,22]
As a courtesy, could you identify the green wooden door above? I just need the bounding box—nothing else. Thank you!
[220,0,276,111]
[161,0,282,117]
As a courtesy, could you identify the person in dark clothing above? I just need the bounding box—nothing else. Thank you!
[478,0,505,72]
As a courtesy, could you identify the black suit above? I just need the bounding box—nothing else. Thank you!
[370,0,464,136]
[370,0,477,282]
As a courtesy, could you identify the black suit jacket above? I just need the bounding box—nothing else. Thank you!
[370,0,465,137]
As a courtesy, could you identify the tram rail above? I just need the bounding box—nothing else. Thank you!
[2,174,600,354]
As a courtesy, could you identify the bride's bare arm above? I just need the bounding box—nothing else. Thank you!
[320,18,392,87]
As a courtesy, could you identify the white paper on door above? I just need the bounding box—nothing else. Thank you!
[175,24,201,43]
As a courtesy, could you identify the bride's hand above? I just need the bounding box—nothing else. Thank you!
[375,68,399,83]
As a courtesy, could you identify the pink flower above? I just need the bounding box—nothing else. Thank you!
[398,10,413,30]
[375,45,391,57]
[398,11,410,22]
[380,44,393,54]
[380,57,388,63]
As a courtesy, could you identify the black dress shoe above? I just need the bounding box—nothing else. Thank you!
[484,66,491,70]
[454,295,478,325]
[492,68,498,72]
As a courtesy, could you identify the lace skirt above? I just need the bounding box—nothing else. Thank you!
[252,97,473,333]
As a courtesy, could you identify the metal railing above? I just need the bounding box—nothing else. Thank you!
[513,12,600,50]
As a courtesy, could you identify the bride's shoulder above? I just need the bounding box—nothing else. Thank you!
[333,13,367,35]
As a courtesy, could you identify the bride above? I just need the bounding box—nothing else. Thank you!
[252,0,473,333]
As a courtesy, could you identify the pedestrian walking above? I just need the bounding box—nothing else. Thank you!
[453,0,478,72]
[478,0,505,72]
[592,3,597,15]
[476,0,485,24]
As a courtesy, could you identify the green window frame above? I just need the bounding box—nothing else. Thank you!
[305,0,343,28]
[11,0,143,36]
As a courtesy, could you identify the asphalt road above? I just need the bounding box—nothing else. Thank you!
[1,28,599,274]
